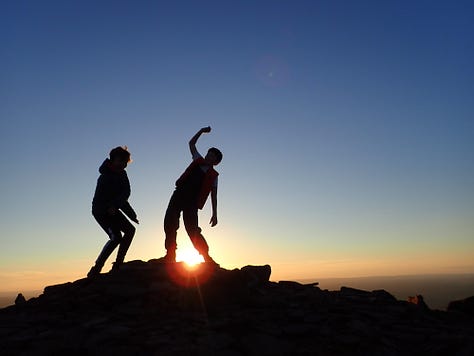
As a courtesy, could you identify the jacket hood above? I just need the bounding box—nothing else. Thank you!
[99,159,112,174]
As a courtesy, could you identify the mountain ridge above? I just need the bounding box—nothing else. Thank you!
[1,259,473,355]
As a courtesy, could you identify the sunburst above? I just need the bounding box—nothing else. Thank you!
[176,248,204,267]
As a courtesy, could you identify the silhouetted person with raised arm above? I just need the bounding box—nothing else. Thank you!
[88,146,139,278]
[163,127,223,264]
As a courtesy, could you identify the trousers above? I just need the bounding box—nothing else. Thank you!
[163,191,209,255]
[93,210,136,267]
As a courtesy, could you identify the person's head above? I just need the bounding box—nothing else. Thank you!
[109,146,131,170]
[204,147,223,166]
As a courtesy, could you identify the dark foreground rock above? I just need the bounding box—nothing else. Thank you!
[448,296,474,317]
[1,260,473,356]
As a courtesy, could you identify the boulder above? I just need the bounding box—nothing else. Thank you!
[447,296,474,316]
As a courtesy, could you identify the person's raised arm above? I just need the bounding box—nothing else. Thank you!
[189,126,211,157]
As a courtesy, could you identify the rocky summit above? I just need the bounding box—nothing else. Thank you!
[1,260,473,356]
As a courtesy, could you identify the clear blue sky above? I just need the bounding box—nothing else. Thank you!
[1,0,473,291]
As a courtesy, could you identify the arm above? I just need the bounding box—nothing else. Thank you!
[111,175,131,210]
[209,186,218,227]
[121,201,139,224]
[189,126,211,157]
[111,174,139,224]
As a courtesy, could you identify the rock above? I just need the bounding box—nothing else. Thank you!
[408,294,429,310]
[241,332,290,355]
[241,264,271,287]
[278,280,306,289]
[14,293,26,306]
[372,289,398,303]
[340,286,371,296]
[447,296,474,316]
[1,260,474,355]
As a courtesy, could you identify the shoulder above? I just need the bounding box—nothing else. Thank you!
[192,152,203,161]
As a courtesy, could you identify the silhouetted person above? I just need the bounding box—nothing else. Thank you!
[163,127,222,264]
[88,146,139,278]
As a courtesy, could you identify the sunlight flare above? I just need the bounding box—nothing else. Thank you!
[176,248,204,267]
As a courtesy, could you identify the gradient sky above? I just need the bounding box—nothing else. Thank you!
[1,0,473,292]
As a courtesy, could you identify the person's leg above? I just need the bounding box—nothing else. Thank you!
[114,211,136,266]
[163,192,182,261]
[89,213,122,277]
[183,207,213,262]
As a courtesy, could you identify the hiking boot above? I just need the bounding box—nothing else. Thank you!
[156,254,176,263]
[203,255,219,268]
[110,262,122,273]
[87,265,101,278]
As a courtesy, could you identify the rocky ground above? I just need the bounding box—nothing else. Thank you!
[1,260,473,355]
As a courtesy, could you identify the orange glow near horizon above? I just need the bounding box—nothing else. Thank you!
[176,248,204,268]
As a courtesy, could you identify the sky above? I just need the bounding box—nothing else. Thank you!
[1,0,473,292]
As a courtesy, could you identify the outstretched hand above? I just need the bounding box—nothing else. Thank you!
[209,215,218,227]
[201,126,211,133]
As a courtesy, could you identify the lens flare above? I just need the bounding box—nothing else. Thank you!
[176,248,204,268]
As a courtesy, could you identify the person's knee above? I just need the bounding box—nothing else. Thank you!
[101,239,120,257]
[185,226,201,239]
[125,225,136,238]
[107,228,122,242]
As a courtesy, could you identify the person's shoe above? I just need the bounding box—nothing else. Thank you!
[110,262,122,273]
[156,253,176,263]
[87,265,101,278]
[203,255,219,268]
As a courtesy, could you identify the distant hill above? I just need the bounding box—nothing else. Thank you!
[1,260,473,355]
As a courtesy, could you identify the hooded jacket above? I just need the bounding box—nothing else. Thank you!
[92,159,137,220]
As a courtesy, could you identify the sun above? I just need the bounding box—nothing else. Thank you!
[176,248,204,267]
